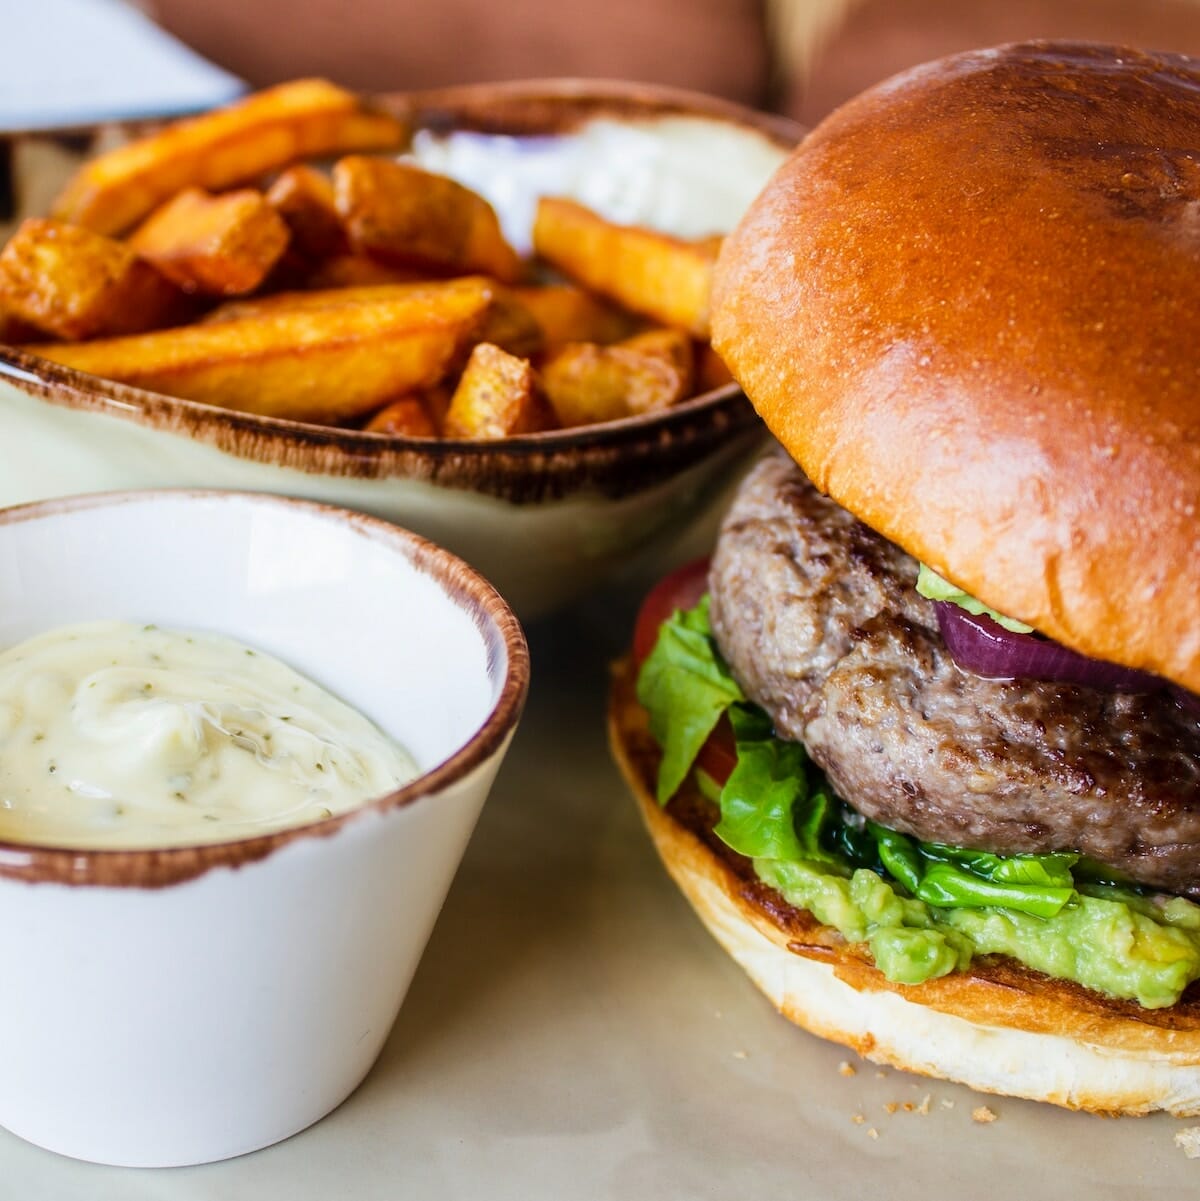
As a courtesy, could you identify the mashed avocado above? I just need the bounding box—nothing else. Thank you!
[755,857,1200,1008]
[639,596,1200,1010]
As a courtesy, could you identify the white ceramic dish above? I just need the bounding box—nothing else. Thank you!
[0,81,800,618]
[0,489,529,1168]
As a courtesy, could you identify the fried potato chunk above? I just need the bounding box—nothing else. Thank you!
[443,342,544,439]
[302,253,423,289]
[52,79,407,236]
[541,327,695,426]
[129,188,290,296]
[30,278,494,423]
[0,218,186,339]
[363,395,439,437]
[204,280,541,356]
[265,165,348,261]
[533,197,721,338]
[510,283,637,350]
[695,341,734,392]
[334,156,522,283]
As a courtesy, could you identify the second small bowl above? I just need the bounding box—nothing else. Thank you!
[0,80,799,617]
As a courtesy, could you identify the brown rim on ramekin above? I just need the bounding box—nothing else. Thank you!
[0,489,531,889]
[0,80,800,502]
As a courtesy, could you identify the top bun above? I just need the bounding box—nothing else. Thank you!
[712,42,1200,694]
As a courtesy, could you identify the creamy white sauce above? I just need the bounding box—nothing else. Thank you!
[0,621,418,849]
[408,116,789,255]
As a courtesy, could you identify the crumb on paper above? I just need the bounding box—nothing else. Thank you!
[851,1113,865,1125]
[884,1102,899,1115]
[902,1101,915,1113]
[917,1095,932,1115]
[838,1061,857,1078]
[941,1099,955,1110]
[733,1050,747,1060]
[867,1128,879,1140]
[876,1071,888,1080]
[1175,1127,1200,1158]
[972,1105,998,1124]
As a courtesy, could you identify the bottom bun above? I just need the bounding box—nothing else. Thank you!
[608,655,1200,1116]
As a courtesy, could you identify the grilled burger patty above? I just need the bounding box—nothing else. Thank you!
[708,452,1200,896]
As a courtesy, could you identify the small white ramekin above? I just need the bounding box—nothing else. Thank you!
[0,489,529,1167]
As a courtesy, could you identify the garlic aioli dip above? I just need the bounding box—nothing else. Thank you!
[0,621,419,849]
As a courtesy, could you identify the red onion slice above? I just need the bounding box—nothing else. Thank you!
[934,603,1165,692]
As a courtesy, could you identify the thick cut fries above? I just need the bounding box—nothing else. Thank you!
[303,254,423,289]
[510,284,637,350]
[266,165,348,261]
[31,280,494,423]
[364,395,439,437]
[52,79,407,236]
[541,328,695,426]
[204,280,542,356]
[696,341,734,392]
[533,197,721,338]
[130,188,290,296]
[334,156,522,283]
[443,342,544,438]
[0,218,187,339]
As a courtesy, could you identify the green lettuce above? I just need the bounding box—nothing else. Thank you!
[915,563,1034,633]
[637,596,1083,919]
[635,595,743,804]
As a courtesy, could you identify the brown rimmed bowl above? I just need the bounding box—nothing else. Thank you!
[0,80,800,618]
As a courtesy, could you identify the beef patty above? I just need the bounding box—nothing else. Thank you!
[708,451,1200,897]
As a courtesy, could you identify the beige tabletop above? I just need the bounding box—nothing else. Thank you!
[3,577,1197,1198]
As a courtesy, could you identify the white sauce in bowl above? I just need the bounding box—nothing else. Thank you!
[408,116,790,254]
[0,621,418,849]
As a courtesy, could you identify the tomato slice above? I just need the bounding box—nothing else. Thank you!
[632,557,711,667]
[632,556,737,788]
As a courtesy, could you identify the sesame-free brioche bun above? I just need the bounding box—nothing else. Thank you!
[608,656,1200,1115]
[710,42,1200,695]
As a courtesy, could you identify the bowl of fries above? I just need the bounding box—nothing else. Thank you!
[0,79,798,616]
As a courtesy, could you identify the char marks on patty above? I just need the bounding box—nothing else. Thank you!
[708,451,1200,896]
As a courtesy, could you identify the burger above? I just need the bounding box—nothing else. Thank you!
[608,41,1200,1115]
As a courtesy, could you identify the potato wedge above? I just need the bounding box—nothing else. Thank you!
[52,79,407,236]
[696,341,734,392]
[30,278,494,423]
[334,156,521,283]
[204,280,541,355]
[443,342,545,438]
[364,395,439,437]
[0,300,42,344]
[541,328,694,426]
[510,284,637,350]
[0,218,187,339]
[266,165,348,261]
[533,197,720,338]
[129,188,290,296]
[303,253,424,289]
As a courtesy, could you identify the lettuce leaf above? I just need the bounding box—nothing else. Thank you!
[635,595,743,804]
[714,704,839,865]
[636,594,1084,919]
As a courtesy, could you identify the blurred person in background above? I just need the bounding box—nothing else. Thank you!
[146,0,1200,124]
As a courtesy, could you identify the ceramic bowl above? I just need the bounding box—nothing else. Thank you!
[0,81,799,618]
[0,489,529,1167]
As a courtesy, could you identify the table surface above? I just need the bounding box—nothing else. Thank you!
[2,577,1197,1199]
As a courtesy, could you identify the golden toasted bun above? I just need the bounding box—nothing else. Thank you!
[711,42,1200,695]
[609,655,1200,1115]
